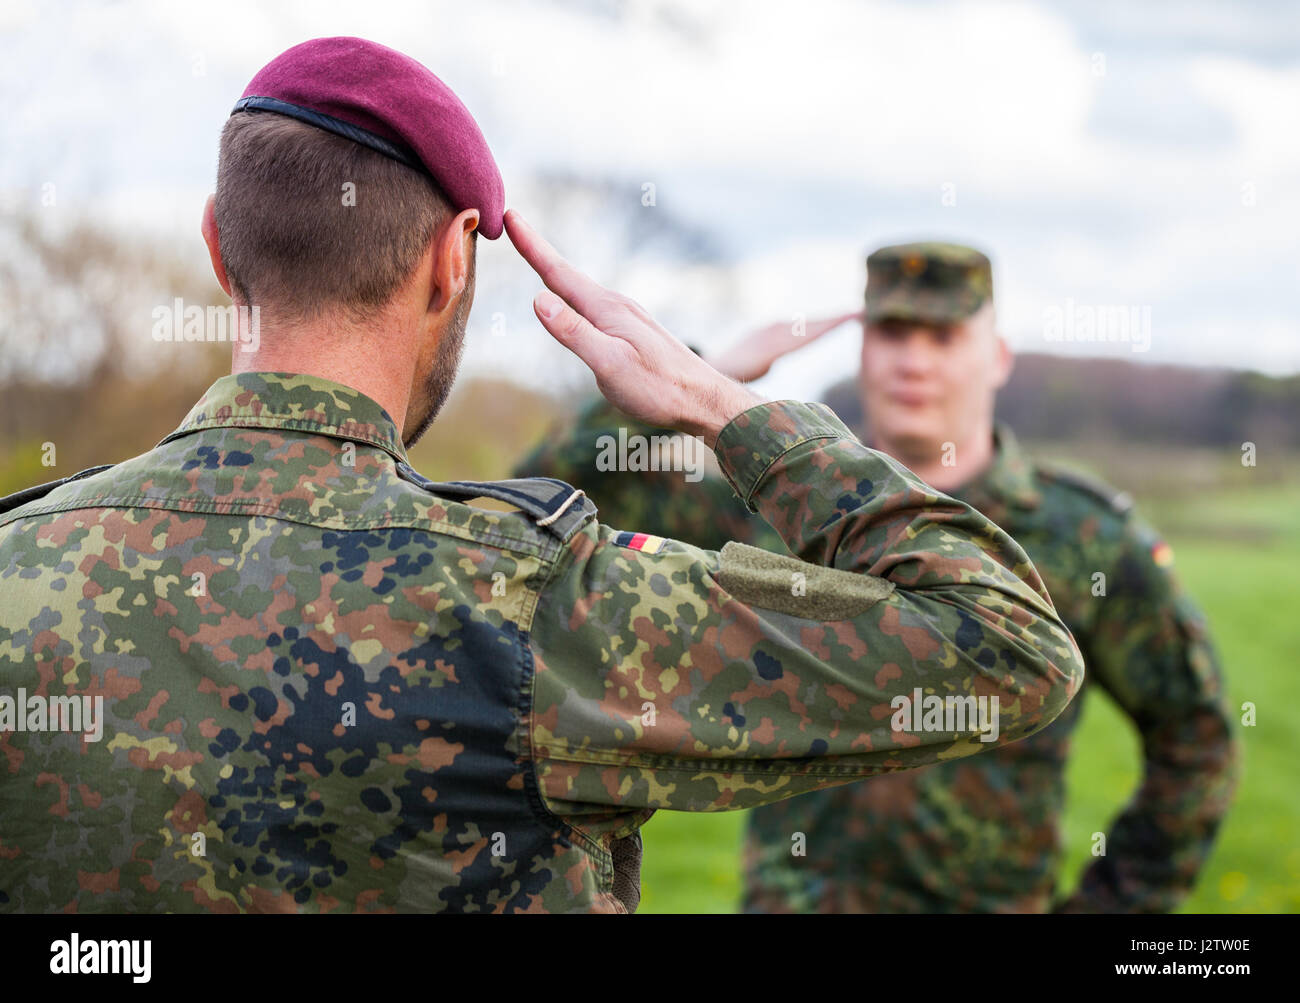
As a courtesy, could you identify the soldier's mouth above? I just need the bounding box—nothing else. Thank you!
[887,389,934,407]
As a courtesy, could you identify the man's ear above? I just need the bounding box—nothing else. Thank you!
[429,207,480,313]
[993,332,1015,389]
[201,195,233,298]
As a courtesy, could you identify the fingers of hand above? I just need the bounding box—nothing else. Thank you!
[507,210,677,385]
[534,288,592,346]
[504,210,609,318]
[809,311,862,337]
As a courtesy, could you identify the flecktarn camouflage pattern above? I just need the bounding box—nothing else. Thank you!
[0,372,1082,912]
[516,405,1238,912]
[865,242,994,325]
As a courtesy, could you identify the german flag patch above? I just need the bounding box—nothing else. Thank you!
[612,531,668,555]
[1151,541,1175,568]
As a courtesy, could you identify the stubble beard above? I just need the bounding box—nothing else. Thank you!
[404,284,471,448]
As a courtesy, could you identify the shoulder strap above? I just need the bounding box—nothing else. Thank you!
[1036,464,1133,516]
[0,464,116,516]
[395,463,597,542]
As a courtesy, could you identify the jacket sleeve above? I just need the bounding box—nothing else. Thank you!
[512,396,771,553]
[527,400,1085,816]
[1055,520,1239,913]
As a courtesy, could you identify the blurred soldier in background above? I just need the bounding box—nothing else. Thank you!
[516,241,1239,912]
[0,40,1084,913]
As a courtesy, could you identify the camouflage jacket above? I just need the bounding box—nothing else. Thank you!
[514,400,1238,913]
[0,373,1082,913]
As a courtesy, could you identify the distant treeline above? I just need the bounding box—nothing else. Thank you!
[822,353,1300,448]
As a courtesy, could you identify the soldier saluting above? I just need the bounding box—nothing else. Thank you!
[520,242,1238,913]
[0,37,1082,913]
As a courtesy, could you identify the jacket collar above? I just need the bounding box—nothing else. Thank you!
[858,420,1041,511]
[950,422,1041,512]
[158,371,409,464]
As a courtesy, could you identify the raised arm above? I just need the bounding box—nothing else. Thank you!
[505,210,1085,815]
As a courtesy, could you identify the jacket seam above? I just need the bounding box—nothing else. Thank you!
[515,638,612,877]
[520,537,618,902]
[165,416,405,461]
[543,746,898,778]
[0,497,551,557]
[733,431,843,509]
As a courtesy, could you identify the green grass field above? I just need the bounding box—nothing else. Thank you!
[637,476,1300,913]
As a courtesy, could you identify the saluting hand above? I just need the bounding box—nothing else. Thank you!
[505,209,762,449]
[705,311,864,383]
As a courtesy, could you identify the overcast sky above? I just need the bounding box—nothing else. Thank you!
[3,0,1297,399]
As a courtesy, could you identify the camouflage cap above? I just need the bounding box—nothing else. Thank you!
[865,242,993,325]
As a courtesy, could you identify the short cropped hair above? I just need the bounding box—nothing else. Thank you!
[214,111,457,323]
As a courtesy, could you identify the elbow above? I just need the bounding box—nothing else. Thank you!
[1048,632,1086,726]
[1052,624,1087,716]
[997,619,1086,746]
[1205,709,1244,805]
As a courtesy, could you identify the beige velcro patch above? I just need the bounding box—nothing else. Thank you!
[718,541,895,620]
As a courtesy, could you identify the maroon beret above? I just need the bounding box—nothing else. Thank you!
[233,36,504,239]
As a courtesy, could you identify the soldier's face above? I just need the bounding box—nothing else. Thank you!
[857,304,1010,458]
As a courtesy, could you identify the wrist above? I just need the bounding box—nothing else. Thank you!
[712,400,853,510]
[685,383,764,449]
